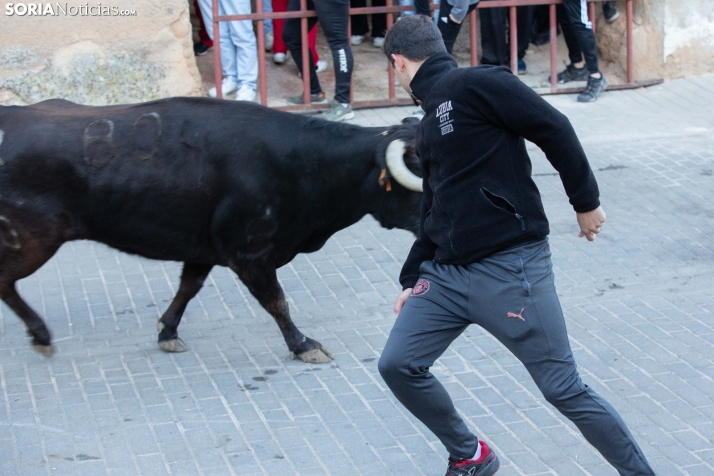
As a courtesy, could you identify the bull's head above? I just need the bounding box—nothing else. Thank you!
[373,117,422,236]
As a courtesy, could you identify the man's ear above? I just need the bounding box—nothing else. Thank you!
[391,54,406,72]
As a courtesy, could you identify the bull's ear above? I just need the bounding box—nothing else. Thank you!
[374,128,394,170]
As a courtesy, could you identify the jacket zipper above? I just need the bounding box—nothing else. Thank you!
[481,187,526,232]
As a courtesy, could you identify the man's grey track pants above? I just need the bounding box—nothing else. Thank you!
[378,239,655,475]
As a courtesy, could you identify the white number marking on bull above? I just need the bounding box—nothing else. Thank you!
[83,119,115,168]
[132,112,162,162]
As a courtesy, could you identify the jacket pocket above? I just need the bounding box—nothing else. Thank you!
[481,187,526,232]
[424,188,462,261]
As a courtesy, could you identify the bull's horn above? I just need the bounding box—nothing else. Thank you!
[386,140,422,192]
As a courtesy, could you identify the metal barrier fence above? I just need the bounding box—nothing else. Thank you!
[211,0,663,110]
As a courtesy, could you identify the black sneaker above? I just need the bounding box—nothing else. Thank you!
[193,42,210,56]
[445,441,500,476]
[286,91,327,105]
[603,1,620,23]
[550,62,589,84]
[532,30,550,46]
[577,74,608,102]
[517,58,527,75]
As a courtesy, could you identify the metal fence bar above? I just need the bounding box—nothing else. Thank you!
[469,9,478,66]
[300,0,311,104]
[509,6,518,73]
[386,0,396,100]
[210,0,661,110]
[212,0,223,99]
[256,0,268,105]
[626,0,633,83]
[549,3,557,89]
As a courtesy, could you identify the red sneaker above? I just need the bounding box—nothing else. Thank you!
[445,441,500,476]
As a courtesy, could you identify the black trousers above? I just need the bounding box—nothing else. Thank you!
[350,0,387,38]
[413,0,430,16]
[558,0,599,73]
[284,0,354,103]
[479,4,534,64]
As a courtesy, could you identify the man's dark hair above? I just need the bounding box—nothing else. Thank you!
[382,14,447,66]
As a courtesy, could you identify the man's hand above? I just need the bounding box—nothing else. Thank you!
[577,206,606,241]
[449,13,462,24]
[394,288,412,316]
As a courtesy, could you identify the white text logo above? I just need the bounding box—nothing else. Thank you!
[5,3,137,16]
[436,100,454,135]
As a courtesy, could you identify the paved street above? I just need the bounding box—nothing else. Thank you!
[1,76,714,476]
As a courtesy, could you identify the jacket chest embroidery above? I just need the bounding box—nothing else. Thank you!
[436,100,454,136]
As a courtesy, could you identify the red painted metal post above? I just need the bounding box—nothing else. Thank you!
[386,0,396,100]
[549,3,557,90]
[213,0,223,99]
[588,0,596,35]
[256,0,268,105]
[300,0,311,104]
[469,9,478,66]
[509,6,517,73]
[626,0,633,83]
[348,10,354,104]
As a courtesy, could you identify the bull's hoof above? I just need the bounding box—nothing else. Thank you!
[291,346,334,364]
[32,344,54,357]
[158,338,189,353]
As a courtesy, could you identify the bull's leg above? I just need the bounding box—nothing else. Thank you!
[157,263,213,353]
[0,211,62,356]
[231,262,334,363]
[0,283,53,356]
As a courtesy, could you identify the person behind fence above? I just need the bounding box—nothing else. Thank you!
[531,2,618,46]
[377,15,656,476]
[350,0,387,48]
[478,2,534,74]
[271,0,327,75]
[552,0,607,102]
[196,0,258,101]
[192,0,214,56]
[283,0,355,121]
[430,0,479,55]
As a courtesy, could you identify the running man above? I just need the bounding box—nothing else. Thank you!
[377,15,655,476]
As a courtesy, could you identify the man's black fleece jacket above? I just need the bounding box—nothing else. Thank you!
[399,52,600,290]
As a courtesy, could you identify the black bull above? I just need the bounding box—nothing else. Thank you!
[0,98,424,363]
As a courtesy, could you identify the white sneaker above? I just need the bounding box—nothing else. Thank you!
[235,84,256,102]
[372,37,385,48]
[351,35,364,46]
[273,52,286,64]
[298,60,329,78]
[265,33,274,51]
[208,77,238,98]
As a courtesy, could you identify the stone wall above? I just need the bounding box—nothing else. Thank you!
[0,0,202,105]
[597,0,714,82]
